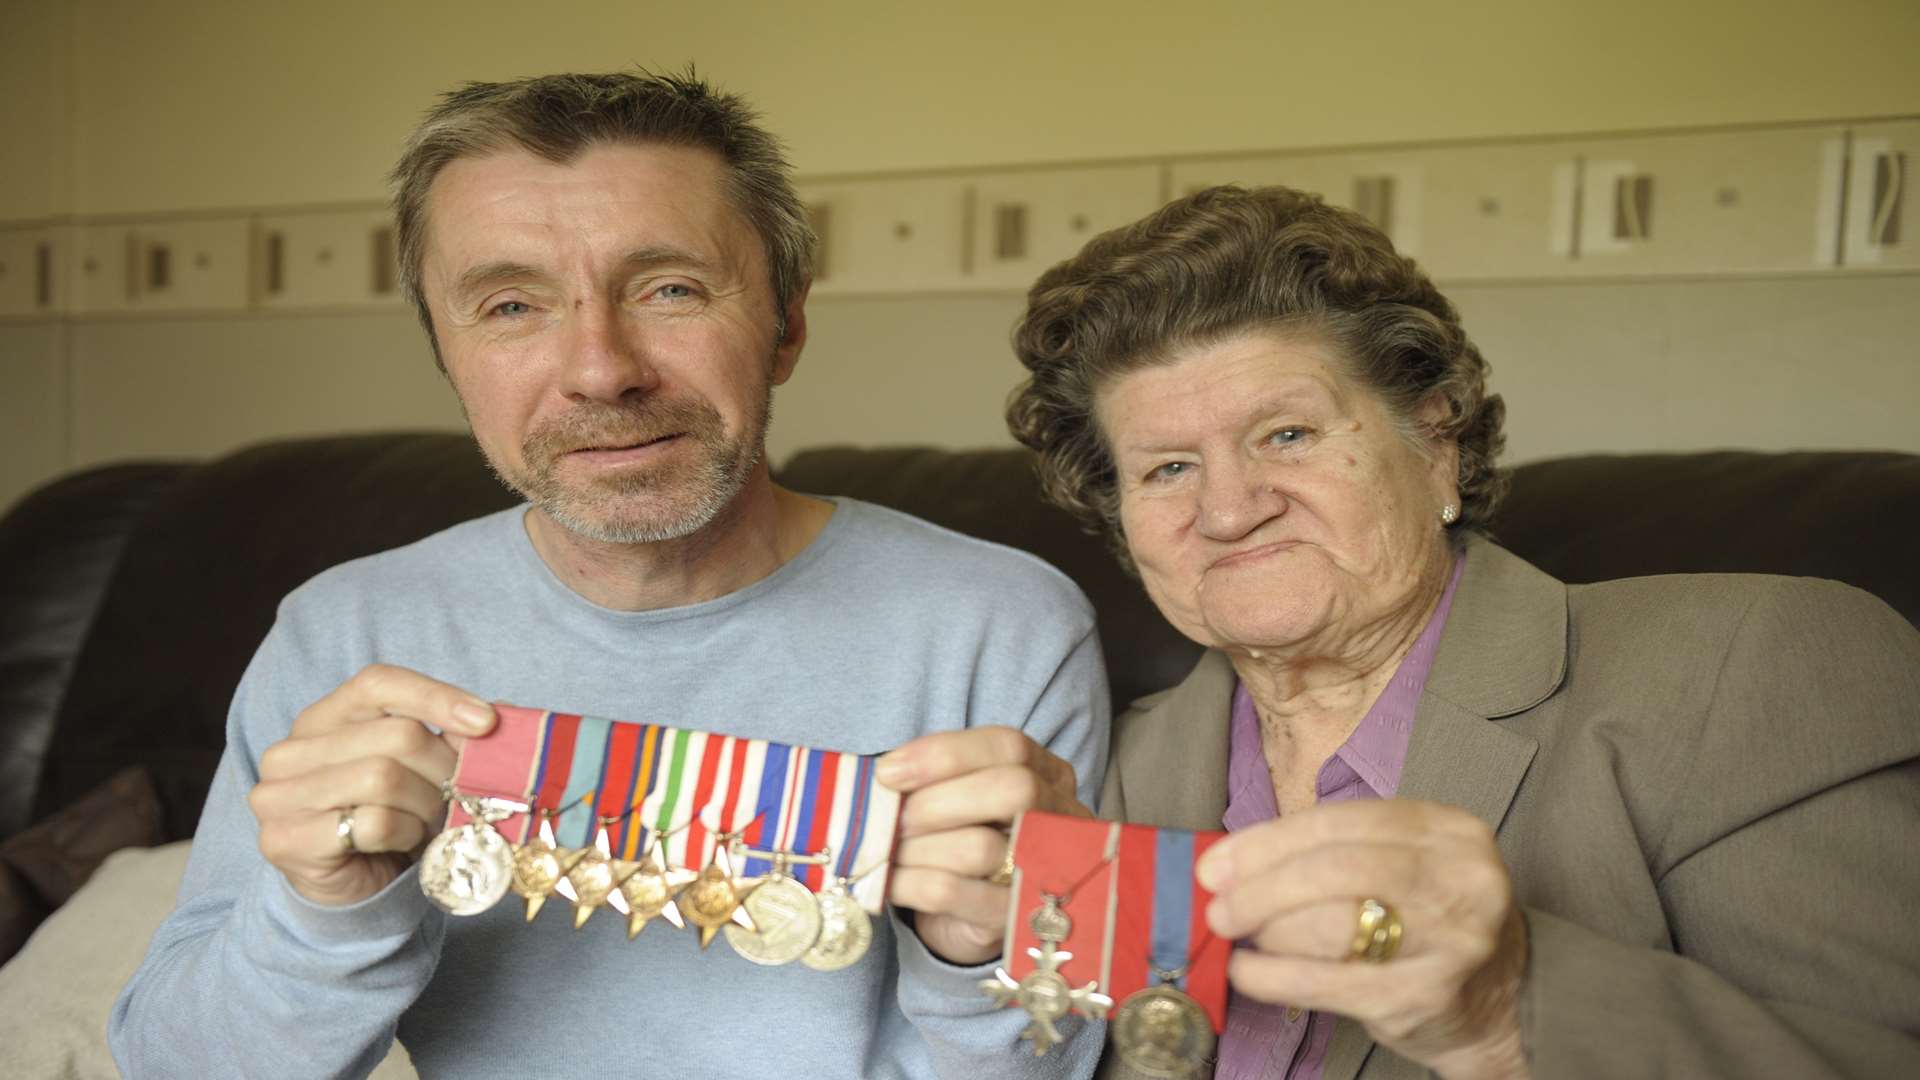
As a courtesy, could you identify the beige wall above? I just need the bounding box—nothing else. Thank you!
[2,1,1918,513]
[52,0,1920,215]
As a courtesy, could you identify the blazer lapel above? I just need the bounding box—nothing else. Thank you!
[1398,538,1560,834]
[1105,649,1237,831]
[1322,541,1561,1080]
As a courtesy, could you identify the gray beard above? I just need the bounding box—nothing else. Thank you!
[483,387,772,546]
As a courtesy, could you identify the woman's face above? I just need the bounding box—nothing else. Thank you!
[1096,329,1458,656]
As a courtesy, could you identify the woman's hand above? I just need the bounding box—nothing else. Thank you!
[1198,799,1531,1080]
[877,727,1089,966]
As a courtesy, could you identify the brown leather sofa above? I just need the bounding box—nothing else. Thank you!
[3,433,1917,960]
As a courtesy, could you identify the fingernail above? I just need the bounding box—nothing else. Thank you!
[875,751,914,789]
[452,700,494,733]
[1196,845,1232,891]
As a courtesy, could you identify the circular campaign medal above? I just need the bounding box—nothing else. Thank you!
[725,849,825,966]
[1112,980,1214,1078]
[800,879,874,972]
[419,795,521,916]
[726,875,821,965]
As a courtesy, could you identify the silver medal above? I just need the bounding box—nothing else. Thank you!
[419,821,513,916]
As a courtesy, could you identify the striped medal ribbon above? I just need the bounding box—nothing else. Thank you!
[1111,828,1219,1075]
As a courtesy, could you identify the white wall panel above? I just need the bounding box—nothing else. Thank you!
[124,219,252,313]
[0,228,64,319]
[1843,120,1919,269]
[965,165,1163,289]
[257,210,403,309]
[799,177,971,294]
[1567,127,1841,276]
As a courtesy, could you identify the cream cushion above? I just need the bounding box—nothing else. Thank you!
[0,842,416,1079]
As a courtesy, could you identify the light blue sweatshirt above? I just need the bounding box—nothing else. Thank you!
[111,499,1109,1079]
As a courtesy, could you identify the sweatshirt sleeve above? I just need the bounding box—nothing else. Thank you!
[891,599,1112,1080]
[108,615,446,1080]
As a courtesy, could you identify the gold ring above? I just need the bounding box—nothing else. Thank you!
[987,840,1016,887]
[1348,898,1403,963]
[336,807,359,854]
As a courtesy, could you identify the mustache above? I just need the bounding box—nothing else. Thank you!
[524,397,722,458]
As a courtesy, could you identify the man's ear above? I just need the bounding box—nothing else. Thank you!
[771,284,811,387]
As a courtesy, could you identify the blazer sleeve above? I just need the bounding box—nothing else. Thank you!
[1521,577,1920,1077]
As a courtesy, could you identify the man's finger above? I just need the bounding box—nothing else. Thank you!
[322,804,434,858]
[258,805,433,868]
[893,764,1083,838]
[259,716,459,785]
[893,826,1007,879]
[248,757,450,827]
[886,865,1007,930]
[288,664,496,740]
[876,726,1074,794]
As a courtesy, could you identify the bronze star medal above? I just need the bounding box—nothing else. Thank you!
[980,896,1113,1056]
[510,811,581,923]
[619,833,698,940]
[680,841,762,949]
[562,821,642,929]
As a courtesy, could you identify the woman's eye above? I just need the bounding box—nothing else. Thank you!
[1147,461,1192,482]
[1269,427,1310,446]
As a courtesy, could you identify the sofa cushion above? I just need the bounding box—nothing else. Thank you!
[0,841,418,1079]
[0,767,163,965]
[1494,451,1920,628]
[0,464,187,839]
[31,434,511,839]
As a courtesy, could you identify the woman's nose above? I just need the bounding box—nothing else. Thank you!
[1194,464,1286,541]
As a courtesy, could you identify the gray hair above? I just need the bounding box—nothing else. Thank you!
[390,69,815,365]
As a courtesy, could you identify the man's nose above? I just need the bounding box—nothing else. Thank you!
[558,298,659,402]
[1193,460,1286,541]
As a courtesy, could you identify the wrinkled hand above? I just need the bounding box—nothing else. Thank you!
[248,664,497,907]
[1197,800,1531,1080]
[877,727,1087,966]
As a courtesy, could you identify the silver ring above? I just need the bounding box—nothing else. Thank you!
[336,807,359,854]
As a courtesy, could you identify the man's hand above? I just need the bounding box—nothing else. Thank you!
[247,664,497,907]
[876,727,1088,966]
[1198,799,1531,1080]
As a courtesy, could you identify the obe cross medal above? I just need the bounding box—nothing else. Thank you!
[980,894,1112,1056]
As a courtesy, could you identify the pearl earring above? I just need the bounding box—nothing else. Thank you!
[1440,503,1459,525]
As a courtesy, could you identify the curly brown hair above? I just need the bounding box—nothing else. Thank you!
[1007,185,1506,561]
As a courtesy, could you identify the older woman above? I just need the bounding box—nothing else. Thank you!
[1008,186,1920,1079]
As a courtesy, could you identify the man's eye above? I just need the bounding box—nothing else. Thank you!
[489,300,532,317]
[656,283,695,300]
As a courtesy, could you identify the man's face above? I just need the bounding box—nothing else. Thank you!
[420,141,803,544]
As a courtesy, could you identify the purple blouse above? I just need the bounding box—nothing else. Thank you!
[1213,556,1463,1079]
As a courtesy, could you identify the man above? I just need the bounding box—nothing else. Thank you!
[110,72,1107,1079]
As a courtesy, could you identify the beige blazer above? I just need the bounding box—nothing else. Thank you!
[1098,538,1920,1078]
